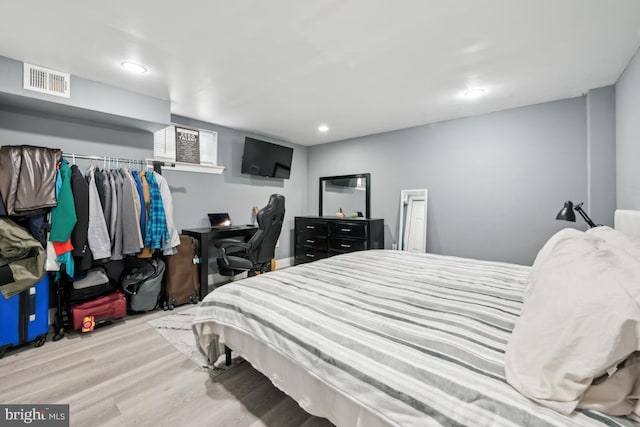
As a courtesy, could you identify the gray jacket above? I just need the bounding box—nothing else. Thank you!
[120,169,143,255]
[101,169,112,234]
[110,170,124,260]
[86,168,111,260]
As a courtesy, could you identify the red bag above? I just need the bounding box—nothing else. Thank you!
[70,291,126,331]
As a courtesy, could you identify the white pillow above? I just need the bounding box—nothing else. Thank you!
[507,230,640,416]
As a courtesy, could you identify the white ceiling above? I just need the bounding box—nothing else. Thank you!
[1,0,639,145]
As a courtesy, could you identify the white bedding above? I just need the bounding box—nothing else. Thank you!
[506,227,640,419]
[193,250,639,427]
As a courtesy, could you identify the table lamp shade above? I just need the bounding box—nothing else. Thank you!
[556,201,577,222]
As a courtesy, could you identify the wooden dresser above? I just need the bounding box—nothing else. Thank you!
[294,216,384,265]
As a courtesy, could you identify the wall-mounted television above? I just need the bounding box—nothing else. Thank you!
[241,137,294,179]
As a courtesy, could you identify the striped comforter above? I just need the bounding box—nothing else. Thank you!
[192,250,638,427]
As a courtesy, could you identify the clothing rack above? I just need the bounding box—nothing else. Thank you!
[60,153,225,175]
[61,153,172,173]
[62,153,145,167]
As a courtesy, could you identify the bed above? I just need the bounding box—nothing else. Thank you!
[193,245,640,427]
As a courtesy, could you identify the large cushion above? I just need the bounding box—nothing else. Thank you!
[506,229,640,417]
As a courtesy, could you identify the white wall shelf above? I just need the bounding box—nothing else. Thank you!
[152,125,224,174]
[147,159,225,175]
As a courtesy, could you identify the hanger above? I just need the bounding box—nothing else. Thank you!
[72,153,76,165]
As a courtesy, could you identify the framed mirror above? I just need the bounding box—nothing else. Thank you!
[319,173,370,218]
[398,189,428,252]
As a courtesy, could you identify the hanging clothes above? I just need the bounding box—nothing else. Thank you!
[49,161,76,276]
[0,191,6,216]
[94,169,107,215]
[128,171,146,250]
[108,172,117,244]
[70,164,92,271]
[49,159,77,242]
[46,177,61,273]
[110,170,124,261]
[120,169,143,255]
[131,170,146,241]
[125,170,144,249]
[101,169,112,235]
[137,171,153,258]
[144,171,170,250]
[86,167,111,260]
[45,240,60,272]
[139,171,151,222]
[154,173,180,255]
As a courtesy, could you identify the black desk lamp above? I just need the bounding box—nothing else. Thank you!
[556,201,598,228]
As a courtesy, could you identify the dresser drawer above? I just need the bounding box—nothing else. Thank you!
[296,234,328,250]
[329,237,367,252]
[295,247,328,264]
[328,222,367,239]
[296,219,328,236]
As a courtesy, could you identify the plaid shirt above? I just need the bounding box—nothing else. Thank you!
[144,172,170,249]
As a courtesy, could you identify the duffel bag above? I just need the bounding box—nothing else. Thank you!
[121,257,165,312]
[66,267,115,303]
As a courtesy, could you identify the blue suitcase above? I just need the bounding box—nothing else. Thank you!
[0,274,49,358]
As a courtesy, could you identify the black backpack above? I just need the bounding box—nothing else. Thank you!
[120,257,165,312]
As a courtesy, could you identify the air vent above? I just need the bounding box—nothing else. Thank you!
[23,63,70,98]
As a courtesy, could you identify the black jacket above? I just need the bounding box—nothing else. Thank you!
[0,193,6,216]
[70,165,92,271]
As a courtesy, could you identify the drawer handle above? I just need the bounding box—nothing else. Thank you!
[306,239,315,243]
[306,225,315,229]
[340,244,351,248]
[305,253,316,258]
[341,228,351,232]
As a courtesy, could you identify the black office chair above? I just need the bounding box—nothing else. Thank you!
[216,194,285,276]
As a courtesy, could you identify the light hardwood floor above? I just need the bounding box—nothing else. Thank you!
[0,307,334,427]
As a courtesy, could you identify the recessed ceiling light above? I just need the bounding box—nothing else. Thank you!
[463,88,485,99]
[121,62,147,74]
[318,125,329,132]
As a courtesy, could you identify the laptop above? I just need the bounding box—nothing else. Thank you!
[208,213,232,228]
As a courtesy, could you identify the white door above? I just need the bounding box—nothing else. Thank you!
[404,198,425,252]
[399,189,428,252]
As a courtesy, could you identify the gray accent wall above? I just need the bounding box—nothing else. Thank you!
[169,115,308,260]
[0,108,307,260]
[586,86,616,226]
[308,97,606,266]
[0,50,623,266]
[616,47,640,209]
[0,56,169,126]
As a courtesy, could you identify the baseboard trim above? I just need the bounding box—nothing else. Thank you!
[275,257,294,269]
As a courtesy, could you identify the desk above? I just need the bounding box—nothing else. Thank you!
[182,225,258,300]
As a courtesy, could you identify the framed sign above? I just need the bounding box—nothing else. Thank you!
[175,127,200,164]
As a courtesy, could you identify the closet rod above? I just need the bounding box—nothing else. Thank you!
[61,153,171,167]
